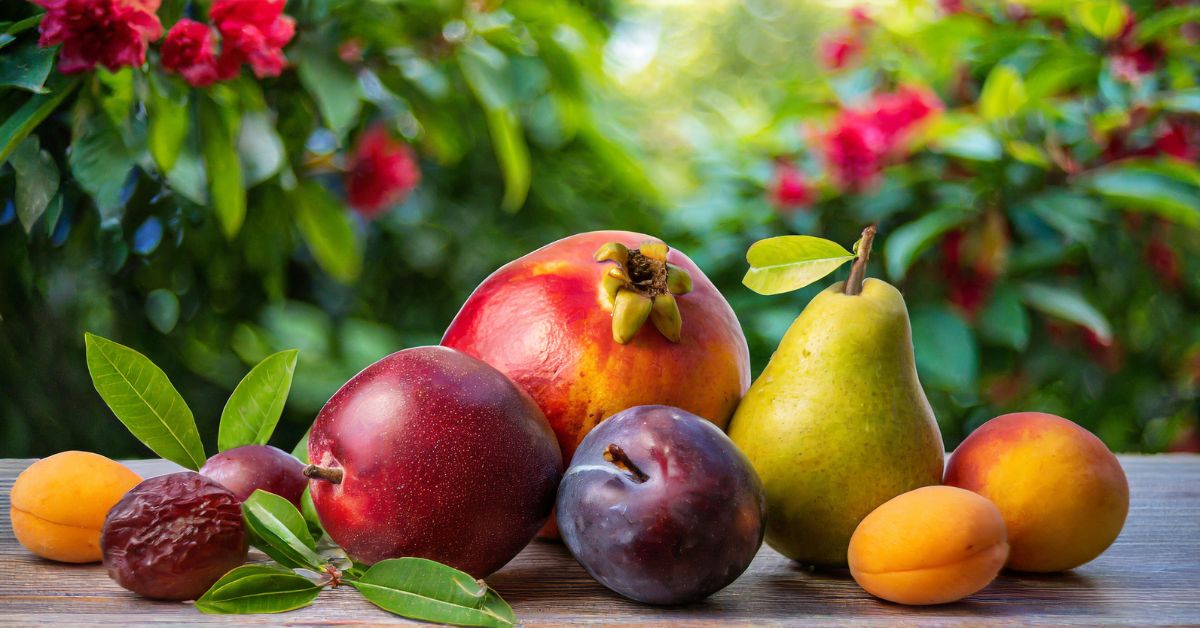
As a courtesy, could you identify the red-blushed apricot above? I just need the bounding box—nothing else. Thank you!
[10,451,142,563]
[944,412,1129,572]
[848,486,1008,605]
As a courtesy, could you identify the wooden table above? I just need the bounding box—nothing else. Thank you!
[2,456,1198,626]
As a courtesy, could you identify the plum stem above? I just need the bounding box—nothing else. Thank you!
[603,444,649,483]
[844,224,877,296]
[303,464,343,484]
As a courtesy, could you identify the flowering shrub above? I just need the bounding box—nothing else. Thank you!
[0,0,659,456]
[692,0,1200,451]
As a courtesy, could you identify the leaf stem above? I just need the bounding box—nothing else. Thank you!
[844,224,877,296]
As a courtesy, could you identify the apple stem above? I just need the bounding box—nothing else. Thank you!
[603,444,649,483]
[303,464,344,484]
[844,224,877,296]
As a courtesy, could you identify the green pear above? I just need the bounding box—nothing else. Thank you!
[728,234,943,567]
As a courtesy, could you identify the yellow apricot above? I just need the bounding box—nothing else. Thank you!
[9,451,142,563]
[848,485,1009,605]
[944,412,1129,572]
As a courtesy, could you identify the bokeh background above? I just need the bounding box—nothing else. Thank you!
[1,0,1198,458]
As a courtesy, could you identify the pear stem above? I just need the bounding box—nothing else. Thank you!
[844,224,877,296]
[603,444,649,483]
[303,464,343,484]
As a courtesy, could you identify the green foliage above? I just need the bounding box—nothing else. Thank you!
[195,565,322,615]
[349,558,515,627]
[218,349,298,452]
[2,0,1198,456]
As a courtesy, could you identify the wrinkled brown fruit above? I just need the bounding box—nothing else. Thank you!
[101,472,248,601]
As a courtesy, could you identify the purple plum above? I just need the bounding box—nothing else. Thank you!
[199,444,306,506]
[557,405,765,605]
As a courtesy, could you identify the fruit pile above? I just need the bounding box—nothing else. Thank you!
[8,228,1130,623]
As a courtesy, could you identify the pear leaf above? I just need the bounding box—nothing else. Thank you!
[743,235,856,295]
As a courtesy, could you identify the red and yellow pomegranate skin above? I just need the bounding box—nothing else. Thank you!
[442,231,750,466]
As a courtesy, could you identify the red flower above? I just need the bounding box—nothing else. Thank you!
[822,86,941,190]
[33,0,163,74]
[210,0,295,79]
[849,6,872,27]
[1155,121,1198,162]
[345,126,421,219]
[1145,237,1181,288]
[161,19,219,87]
[819,33,862,71]
[768,161,812,210]
[939,0,965,14]
[823,110,886,190]
[871,86,942,146]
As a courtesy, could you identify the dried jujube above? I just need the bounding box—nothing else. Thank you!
[101,472,248,601]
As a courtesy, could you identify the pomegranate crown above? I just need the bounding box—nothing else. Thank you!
[593,241,693,344]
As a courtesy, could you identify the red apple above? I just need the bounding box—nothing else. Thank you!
[305,346,562,577]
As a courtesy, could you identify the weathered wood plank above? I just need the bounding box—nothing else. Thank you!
[1,456,1197,626]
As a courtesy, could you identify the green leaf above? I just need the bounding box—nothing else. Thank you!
[296,40,361,139]
[884,209,972,280]
[147,71,188,175]
[1024,190,1104,241]
[1005,140,1050,169]
[218,349,299,451]
[294,180,362,283]
[10,135,59,234]
[0,44,55,93]
[977,285,1030,351]
[238,110,285,186]
[0,75,81,165]
[930,124,1002,161]
[1083,166,1200,228]
[145,288,180,334]
[300,485,324,539]
[292,427,310,463]
[1073,0,1128,39]
[979,65,1027,121]
[198,96,245,239]
[349,558,515,628]
[196,565,322,615]
[69,99,135,225]
[484,108,530,212]
[1024,49,1099,100]
[458,38,515,110]
[242,489,323,571]
[83,333,205,470]
[1137,6,1200,43]
[742,235,856,295]
[1019,282,1112,344]
[910,307,978,393]
[1162,90,1200,114]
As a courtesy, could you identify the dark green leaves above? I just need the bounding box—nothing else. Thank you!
[196,565,322,615]
[198,95,246,239]
[743,235,857,295]
[0,75,80,164]
[884,209,972,280]
[242,489,323,571]
[9,135,59,234]
[910,306,978,393]
[1083,162,1200,228]
[349,558,515,628]
[84,333,206,470]
[294,180,362,284]
[69,99,135,225]
[218,349,299,452]
[459,37,530,212]
[296,39,362,139]
[1019,282,1112,344]
[0,44,55,93]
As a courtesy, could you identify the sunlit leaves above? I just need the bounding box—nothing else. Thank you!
[218,349,299,452]
[1072,0,1129,40]
[199,95,246,239]
[196,565,322,615]
[979,65,1027,122]
[293,180,363,284]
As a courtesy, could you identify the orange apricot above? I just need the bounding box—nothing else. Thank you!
[10,451,142,563]
[848,485,1009,605]
[944,412,1129,572]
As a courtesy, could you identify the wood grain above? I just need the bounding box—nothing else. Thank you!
[1,456,1198,626]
